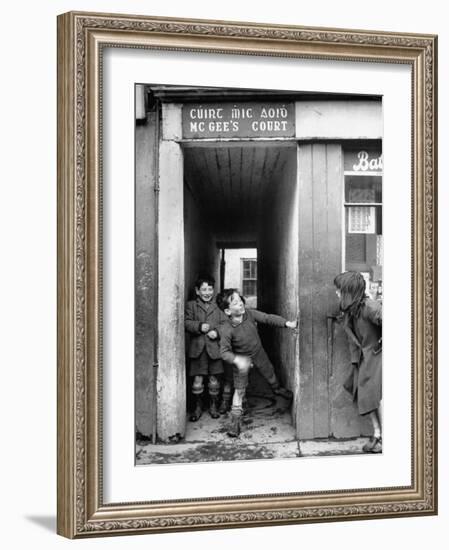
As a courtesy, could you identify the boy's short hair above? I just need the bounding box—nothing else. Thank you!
[216,288,245,311]
[194,274,215,289]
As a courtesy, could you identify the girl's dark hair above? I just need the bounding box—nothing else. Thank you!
[216,288,245,311]
[194,274,215,289]
[334,271,367,318]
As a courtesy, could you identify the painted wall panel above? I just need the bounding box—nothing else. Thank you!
[157,135,186,442]
[135,112,157,438]
[296,100,382,139]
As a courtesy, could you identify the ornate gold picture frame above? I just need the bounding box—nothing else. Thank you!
[57,11,437,538]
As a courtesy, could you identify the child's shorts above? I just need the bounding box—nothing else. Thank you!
[189,349,224,377]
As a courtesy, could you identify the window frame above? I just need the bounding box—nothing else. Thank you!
[343,154,383,277]
[240,257,257,297]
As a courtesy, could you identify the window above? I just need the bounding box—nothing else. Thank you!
[241,259,257,297]
[344,147,383,300]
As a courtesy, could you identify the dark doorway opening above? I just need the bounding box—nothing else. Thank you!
[183,142,299,451]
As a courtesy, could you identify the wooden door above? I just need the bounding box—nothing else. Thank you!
[296,143,370,439]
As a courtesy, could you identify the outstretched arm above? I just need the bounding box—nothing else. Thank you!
[249,309,287,327]
[250,309,298,330]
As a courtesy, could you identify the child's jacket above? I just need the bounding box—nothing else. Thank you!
[185,299,227,360]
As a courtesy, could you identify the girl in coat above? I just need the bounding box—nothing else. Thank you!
[334,271,382,453]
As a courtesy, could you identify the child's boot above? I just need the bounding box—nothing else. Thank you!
[242,395,249,415]
[189,376,204,422]
[227,413,241,437]
[189,396,203,422]
[227,388,245,437]
[218,395,230,415]
[209,397,219,418]
[266,373,293,401]
[208,375,220,419]
[219,382,232,414]
[271,381,293,401]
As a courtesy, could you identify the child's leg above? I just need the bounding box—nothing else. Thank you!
[189,375,204,422]
[377,401,383,429]
[189,351,210,421]
[208,358,223,419]
[362,407,382,453]
[219,362,234,414]
[252,348,293,400]
[227,361,251,437]
[369,409,381,438]
[207,375,220,418]
[231,388,246,416]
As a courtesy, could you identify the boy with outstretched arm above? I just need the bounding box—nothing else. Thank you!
[216,288,298,437]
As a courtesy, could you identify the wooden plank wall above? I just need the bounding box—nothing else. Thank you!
[258,149,299,411]
[297,143,343,439]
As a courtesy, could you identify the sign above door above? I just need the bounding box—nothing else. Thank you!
[182,102,295,139]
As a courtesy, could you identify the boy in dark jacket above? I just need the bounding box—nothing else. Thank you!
[216,288,298,437]
[185,275,227,421]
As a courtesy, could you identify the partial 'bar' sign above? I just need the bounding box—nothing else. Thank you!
[344,147,383,172]
[182,102,295,139]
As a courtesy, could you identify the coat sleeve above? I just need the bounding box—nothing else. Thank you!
[219,324,236,364]
[249,309,287,327]
[205,307,226,332]
[185,301,202,334]
[365,299,382,326]
[214,312,230,343]
[342,315,362,365]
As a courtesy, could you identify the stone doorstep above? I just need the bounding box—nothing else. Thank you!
[136,439,300,464]
[136,437,374,465]
[299,437,373,456]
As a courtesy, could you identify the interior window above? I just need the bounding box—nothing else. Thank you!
[241,258,257,298]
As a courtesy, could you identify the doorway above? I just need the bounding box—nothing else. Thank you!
[183,142,300,447]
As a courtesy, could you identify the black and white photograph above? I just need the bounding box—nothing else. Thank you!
[135,84,383,465]
[2,0,443,545]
